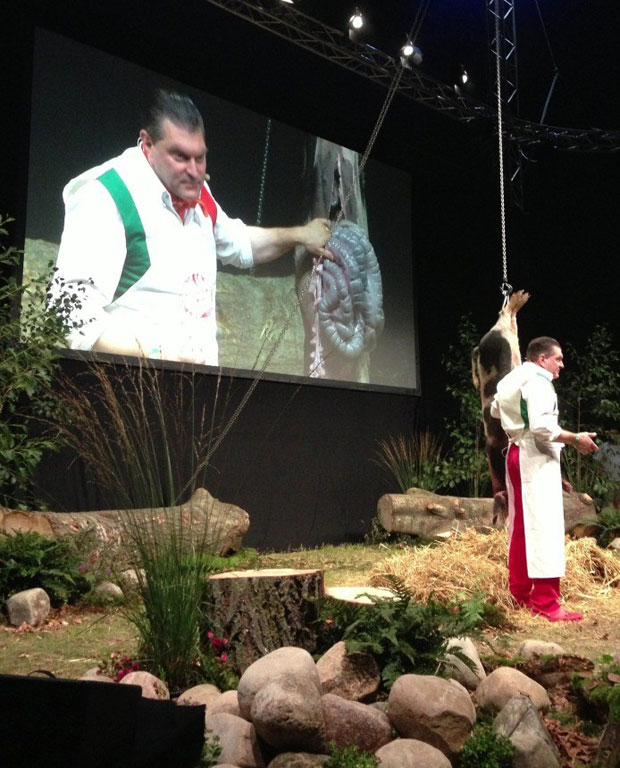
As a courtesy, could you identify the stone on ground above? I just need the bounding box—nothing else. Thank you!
[6,588,50,627]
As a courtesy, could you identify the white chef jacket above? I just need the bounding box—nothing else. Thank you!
[491,362,566,578]
[51,146,253,365]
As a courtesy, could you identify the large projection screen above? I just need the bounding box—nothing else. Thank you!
[24,29,418,393]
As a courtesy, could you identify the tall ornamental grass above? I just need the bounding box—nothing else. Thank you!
[375,431,446,493]
[56,360,233,690]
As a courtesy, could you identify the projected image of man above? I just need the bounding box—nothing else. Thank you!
[51,89,332,364]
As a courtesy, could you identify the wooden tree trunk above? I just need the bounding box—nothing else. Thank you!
[208,568,324,673]
[378,487,596,539]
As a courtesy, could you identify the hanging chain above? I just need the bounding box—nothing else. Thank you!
[205,63,406,458]
[494,0,512,307]
[255,117,272,226]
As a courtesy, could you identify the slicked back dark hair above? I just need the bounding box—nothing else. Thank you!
[144,89,205,141]
[526,336,561,362]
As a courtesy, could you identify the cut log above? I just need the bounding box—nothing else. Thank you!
[208,568,324,673]
[0,488,249,557]
[378,487,596,539]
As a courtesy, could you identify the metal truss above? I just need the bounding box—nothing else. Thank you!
[488,0,524,208]
[203,0,620,153]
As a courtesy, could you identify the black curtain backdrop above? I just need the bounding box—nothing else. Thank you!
[2,0,618,549]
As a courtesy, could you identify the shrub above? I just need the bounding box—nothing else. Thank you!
[326,742,379,768]
[318,576,489,690]
[0,216,75,507]
[458,724,515,768]
[375,431,446,493]
[0,530,91,606]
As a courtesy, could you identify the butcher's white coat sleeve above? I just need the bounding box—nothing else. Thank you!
[50,181,127,350]
[522,376,562,443]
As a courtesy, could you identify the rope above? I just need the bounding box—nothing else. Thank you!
[493,0,512,307]
[205,62,406,458]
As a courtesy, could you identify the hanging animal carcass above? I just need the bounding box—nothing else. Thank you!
[472,290,530,497]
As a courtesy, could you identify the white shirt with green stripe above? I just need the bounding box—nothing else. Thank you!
[52,146,253,364]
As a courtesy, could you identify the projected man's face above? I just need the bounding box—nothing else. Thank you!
[140,118,207,202]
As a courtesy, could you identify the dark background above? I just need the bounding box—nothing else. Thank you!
[1,0,618,549]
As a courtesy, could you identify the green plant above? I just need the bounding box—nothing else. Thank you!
[0,530,91,606]
[557,325,620,508]
[199,729,222,767]
[53,361,234,692]
[375,431,447,493]
[0,216,77,507]
[442,315,490,497]
[458,724,515,768]
[590,507,620,548]
[571,654,620,724]
[325,742,379,768]
[318,575,486,690]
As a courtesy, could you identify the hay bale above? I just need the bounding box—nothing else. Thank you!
[369,529,620,610]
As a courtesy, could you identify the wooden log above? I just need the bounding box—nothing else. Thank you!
[0,488,249,556]
[378,487,596,539]
[208,568,324,673]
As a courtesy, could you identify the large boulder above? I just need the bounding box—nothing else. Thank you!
[375,738,451,767]
[316,641,381,701]
[177,683,221,707]
[518,639,566,660]
[237,647,321,720]
[208,690,242,718]
[494,694,561,768]
[322,693,392,753]
[267,755,329,767]
[476,667,550,714]
[6,588,50,627]
[120,671,169,700]
[443,637,486,690]
[250,673,326,753]
[388,674,476,759]
[206,712,265,768]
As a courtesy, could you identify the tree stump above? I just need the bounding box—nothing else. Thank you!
[207,568,324,673]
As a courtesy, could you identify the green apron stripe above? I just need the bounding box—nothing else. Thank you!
[98,168,150,302]
[520,395,529,428]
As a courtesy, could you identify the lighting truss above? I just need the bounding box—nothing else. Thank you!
[203,0,620,153]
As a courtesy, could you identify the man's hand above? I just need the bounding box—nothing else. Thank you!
[298,218,334,260]
[561,478,574,494]
[573,432,598,455]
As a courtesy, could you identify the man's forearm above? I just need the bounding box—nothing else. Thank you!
[247,218,332,265]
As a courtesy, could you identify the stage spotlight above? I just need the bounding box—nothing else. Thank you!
[460,65,469,85]
[400,39,423,68]
[454,64,474,94]
[349,8,364,31]
[279,0,294,4]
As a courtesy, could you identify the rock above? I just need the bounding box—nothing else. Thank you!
[609,538,620,550]
[494,694,561,768]
[120,670,170,700]
[477,667,550,714]
[177,683,221,707]
[208,689,242,717]
[316,641,381,701]
[118,569,143,589]
[93,581,124,600]
[375,738,451,767]
[443,637,486,690]
[79,667,116,683]
[267,754,329,767]
[387,675,475,759]
[237,647,321,720]
[322,692,392,753]
[250,673,326,753]
[6,588,50,627]
[205,712,265,768]
[518,640,566,659]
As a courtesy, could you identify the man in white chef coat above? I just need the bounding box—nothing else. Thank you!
[491,336,598,621]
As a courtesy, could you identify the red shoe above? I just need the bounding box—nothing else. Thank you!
[532,606,583,622]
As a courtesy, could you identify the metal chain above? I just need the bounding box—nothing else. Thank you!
[494,0,512,306]
[255,117,272,226]
[205,64,405,458]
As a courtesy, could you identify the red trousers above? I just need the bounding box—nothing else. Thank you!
[507,444,561,613]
